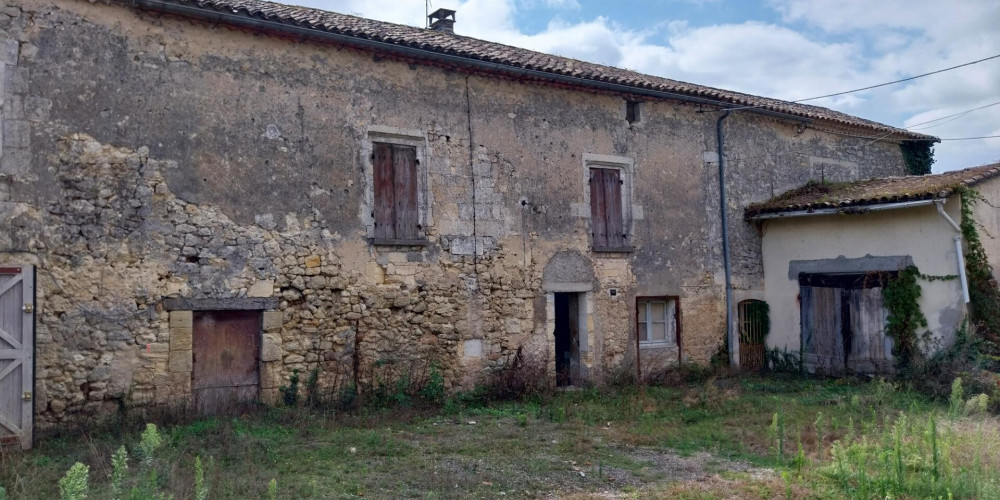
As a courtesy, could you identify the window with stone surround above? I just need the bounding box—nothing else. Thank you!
[362,126,432,245]
[572,154,640,253]
[589,167,626,250]
[373,142,419,241]
[637,297,678,347]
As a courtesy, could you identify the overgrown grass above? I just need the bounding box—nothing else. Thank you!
[2,375,998,499]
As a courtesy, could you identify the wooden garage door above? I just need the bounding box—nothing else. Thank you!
[0,266,34,449]
[800,273,892,375]
[192,311,261,414]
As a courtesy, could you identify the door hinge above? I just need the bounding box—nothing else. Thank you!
[22,303,33,314]
[22,391,31,401]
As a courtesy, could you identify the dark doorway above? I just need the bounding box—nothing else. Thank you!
[192,311,262,414]
[554,292,581,387]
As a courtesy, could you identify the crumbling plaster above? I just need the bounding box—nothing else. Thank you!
[1,0,908,423]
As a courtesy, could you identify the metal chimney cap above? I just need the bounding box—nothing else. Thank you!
[428,8,456,33]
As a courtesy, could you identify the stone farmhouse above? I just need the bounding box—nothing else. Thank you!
[0,0,941,445]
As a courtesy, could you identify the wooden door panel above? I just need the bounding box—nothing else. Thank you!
[393,145,419,239]
[603,169,624,248]
[0,266,33,449]
[590,169,608,248]
[847,288,890,373]
[192,311,261,414]
[802,285,844,375]
[373,142,396,240]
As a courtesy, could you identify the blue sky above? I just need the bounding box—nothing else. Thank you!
[291,0,1000,172]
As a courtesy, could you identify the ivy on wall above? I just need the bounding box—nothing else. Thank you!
[958,188,1000,348]
[900,141,935,175]
[882,266,929,368]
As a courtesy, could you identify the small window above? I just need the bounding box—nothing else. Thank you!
[589,167,627,250]
[373,142,420,242]
[625,100,640,124]
[637,297,678,346]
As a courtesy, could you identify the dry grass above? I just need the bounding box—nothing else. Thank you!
[2,375,999,499]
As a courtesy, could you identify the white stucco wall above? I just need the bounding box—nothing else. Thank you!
[761,199,967,356]
[971,177,1000,280]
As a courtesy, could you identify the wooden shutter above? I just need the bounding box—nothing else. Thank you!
[373,143,395,240]
[603,168,625,248]
[392,145,419,239]
[590,169,608,248]
[590,168,624,249]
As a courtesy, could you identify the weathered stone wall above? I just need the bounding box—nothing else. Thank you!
[1,0,908,424]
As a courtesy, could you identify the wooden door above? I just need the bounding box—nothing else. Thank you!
[847,288,891,372]
[0,266,34,449]
[192,311,261,414]
[801,286,844,375]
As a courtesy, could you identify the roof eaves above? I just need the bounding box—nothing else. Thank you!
[133,0,938,141]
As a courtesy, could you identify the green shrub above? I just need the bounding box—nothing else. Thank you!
[419,364,445,404]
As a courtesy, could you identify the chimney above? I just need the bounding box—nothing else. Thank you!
[428,8,456,34]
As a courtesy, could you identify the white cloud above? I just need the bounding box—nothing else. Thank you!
[287,0,1000,171]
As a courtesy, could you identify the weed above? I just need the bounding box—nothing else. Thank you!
[814,412,826,460]
[765,348,800,373]
[479,347,550,402]
[769,412,786,463]
[950,377,965,419]
[58,462,89,500]
[267,478,277,500]
[109,445,127,500]
[965,393,990,416]
[305,367,321,408]
[139,423,163,467]
[194,456,207,500]
[419,364,446,404]
[280,369,301,407]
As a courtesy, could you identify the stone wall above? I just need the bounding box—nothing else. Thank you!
[0,0,910,425]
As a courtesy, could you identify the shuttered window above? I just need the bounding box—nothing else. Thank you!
[589,167,626,249]
[373,142,420,241]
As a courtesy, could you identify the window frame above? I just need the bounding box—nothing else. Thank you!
[636,296,681,348]
[361,126,432,246]
[577,153,639,253]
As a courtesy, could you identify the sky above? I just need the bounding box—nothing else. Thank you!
[286,0,1000,173]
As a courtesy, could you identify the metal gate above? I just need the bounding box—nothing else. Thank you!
[738,300,768,371]
[0,266,34,449]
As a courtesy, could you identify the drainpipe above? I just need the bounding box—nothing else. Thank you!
[717,111,739,368]
[934,199,970,304]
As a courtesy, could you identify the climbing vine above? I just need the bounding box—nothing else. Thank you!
[882,266,929,368]
[958,188,1000,347]
[900,140,935,175]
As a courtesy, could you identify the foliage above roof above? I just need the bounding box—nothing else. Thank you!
[745,162,1000,218]
[135,0,936,141]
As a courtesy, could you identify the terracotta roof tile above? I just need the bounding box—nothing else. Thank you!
[142,0,936,141]
[745,162,1000,218]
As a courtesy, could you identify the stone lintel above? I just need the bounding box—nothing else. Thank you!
[162,297,279,311]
